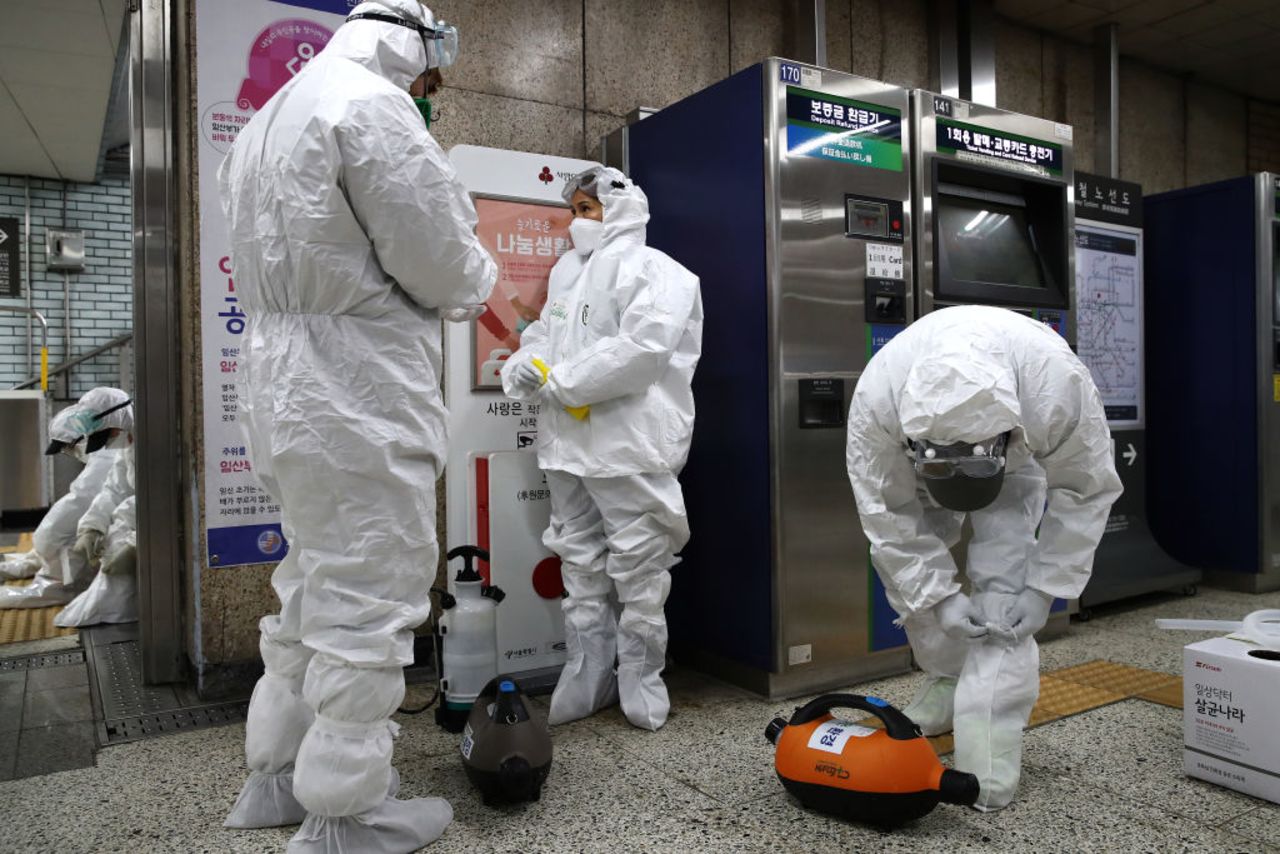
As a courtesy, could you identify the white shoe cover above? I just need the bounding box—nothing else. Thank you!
[0,572,80,609]
[547,593,619,726]
[286,795,453,854]
[0,551,41,580]
[54,569,137,626]
[224,770,307,829]
[901,676,958,737]
[225,766,401,831]
[548,666,619,726]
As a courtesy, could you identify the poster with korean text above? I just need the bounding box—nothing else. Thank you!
[195,0,354,567]
[471,199,573,389]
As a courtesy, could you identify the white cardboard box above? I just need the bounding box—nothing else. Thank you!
[1183,636,1280,804]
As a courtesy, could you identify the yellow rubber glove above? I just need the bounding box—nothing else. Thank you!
[531,358,590,420]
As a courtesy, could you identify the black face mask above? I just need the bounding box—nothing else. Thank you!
[85,430,114,454]
[923,467,1006,512]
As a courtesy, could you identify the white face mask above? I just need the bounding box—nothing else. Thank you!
[568,217,603,255]
[108,431,131,450]
[63,444,87,464]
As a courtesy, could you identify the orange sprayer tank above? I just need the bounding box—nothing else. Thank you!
[764,693,979,827]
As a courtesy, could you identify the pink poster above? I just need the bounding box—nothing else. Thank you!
[472,198,573,389]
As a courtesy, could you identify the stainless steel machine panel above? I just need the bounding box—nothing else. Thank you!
[911,91,1076,344]
[0,391,49,511]
[764,61,914,690]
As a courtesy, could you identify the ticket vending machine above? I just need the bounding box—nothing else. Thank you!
[1073,172,1201,610]
[909,92,1076,634]
[1145,174,1280,594]
[627,59,915,698]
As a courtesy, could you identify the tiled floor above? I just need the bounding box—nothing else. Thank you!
[0,585,1277,852]
[0,644,96,781]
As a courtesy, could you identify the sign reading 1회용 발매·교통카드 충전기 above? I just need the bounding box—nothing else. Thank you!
[194,0,356,568]
[935,118,1064,177]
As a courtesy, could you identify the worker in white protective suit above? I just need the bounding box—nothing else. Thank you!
[55,388,138,627]
[0,399,120,606]
[500,167,703,732]
[217,3,496,851]
[846,305,1121,811]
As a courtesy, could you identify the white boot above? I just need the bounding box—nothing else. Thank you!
[902,676,958,736]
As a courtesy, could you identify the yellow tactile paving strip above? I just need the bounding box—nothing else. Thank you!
[1050,660,1180,697]
[860,659,1184,756]
[0,533,78,643]
[1137,678,1184,709]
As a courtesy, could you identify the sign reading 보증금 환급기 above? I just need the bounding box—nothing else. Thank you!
[786,88,903,171]
[936,118,1063,176]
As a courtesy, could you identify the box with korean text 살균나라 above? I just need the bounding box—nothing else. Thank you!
[1183,636,1280,804]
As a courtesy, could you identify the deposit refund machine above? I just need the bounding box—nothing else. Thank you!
[625,59,916,698]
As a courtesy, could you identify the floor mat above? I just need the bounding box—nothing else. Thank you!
[0,581,78,643]
[862,659,1184,755]
[1,535,78,644]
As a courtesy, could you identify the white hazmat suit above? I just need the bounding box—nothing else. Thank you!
[0,403,119,606]
[846,305,1121,811]
[500,167,702,732]
[56,388,139,627]
[218,3,496,851]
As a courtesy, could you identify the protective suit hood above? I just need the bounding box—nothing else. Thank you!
[899,341,1021,445]
[335,1,431,91]
[72,387,133,441]
[590,167,649,252]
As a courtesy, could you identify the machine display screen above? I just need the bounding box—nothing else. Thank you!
[937,195,1045,289]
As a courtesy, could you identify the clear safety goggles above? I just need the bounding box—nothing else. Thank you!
[347,12,459,69]
[561,167,628,204]
[911,433,1009,480]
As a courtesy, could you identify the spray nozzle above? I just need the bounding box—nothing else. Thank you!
[447,545,490,583]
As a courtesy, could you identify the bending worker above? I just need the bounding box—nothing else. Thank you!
[501,166,703,732]
[218,2,496,851]
[0,394,122,606]
[846,305,1121,811]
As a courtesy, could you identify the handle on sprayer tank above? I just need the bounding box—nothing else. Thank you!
[447,545,490,584]
[786,693,921,741]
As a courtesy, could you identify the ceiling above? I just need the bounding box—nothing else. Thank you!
[994,0,1280,102]
[0,0,129,182]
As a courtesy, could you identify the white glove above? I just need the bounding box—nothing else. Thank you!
[1004,587,1053,643]
[509,360,545,396]
[935,592,989,640]
[71,529,104,563]
[441,305,487,323]
[101,544,137,577]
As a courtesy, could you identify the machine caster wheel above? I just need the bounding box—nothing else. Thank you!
[1182,584,1198,597]
[1076,609,1093,623]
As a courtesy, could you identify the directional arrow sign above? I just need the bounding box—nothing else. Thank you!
[0,216,17,297]
[1123,443,1137,467]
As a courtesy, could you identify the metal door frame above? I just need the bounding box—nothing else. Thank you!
[131,0,185,682]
